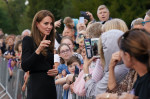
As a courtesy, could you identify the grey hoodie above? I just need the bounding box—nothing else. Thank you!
[85,29,129,98]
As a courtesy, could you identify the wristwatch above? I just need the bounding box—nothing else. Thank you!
[84,74,92,81]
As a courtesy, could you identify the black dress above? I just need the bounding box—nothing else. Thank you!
[132,72,150,99]
[21,36,57,99]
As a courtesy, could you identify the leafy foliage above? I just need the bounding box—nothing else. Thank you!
[0,0,150,34]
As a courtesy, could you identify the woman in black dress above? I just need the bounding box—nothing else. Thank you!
[21,10,58,99]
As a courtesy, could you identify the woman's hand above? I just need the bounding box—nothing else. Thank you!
[119,93,138,99]
[35,35,51,55]
[109,51,122,69]
[83,56,97,74]
[47,68,58,77]
[96,93,118,99]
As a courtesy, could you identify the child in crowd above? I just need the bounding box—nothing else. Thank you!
[14,40,22,67]
[56,56,81,99]
[57,43,75,76]
[8,58,17,81]
[61,36,83,66]
[63,17,78,37]
[3,35,15,60]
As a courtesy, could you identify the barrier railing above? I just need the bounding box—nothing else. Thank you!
[0,57,25,99]
[0,56,92,99]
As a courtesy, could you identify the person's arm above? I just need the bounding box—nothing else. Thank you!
[108,52,122,90]
[86,11,94,21]
[55,77,67,85]
[85,63,129,97]
[63,83,70,90]
[22,72,29,91]
[21,36,40,72]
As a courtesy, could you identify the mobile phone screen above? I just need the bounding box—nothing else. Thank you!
[79,17,84,23]
[91,38,99,57]
[84,38,93,59]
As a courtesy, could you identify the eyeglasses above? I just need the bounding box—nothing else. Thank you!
[141,20,150,26]
[60,49,70,54]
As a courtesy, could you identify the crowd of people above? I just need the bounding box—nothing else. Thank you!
[0,4,150,99]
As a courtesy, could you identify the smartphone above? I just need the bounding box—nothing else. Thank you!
[80,11,90,20]
[84,38,93,59]
[91,38,100,58]
[79,17,84,23]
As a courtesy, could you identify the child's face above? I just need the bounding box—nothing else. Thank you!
[61,39,74,52]
[79,40,84,49]
[81,48,86,60]
[59,45,72,60]
[68,62,80,74]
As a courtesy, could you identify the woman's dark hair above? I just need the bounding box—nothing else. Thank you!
[31,10,55,56]
[67,56,81,66]
[57,43,71,64]
[14,40,22,52]
[118,29,150,71]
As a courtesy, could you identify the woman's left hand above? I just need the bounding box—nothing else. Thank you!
[47,69,58,77]
[96,93,118,99]
[119,93,138,99]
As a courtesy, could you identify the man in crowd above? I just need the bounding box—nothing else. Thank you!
[87,5,112,24]
[143,9,150,33]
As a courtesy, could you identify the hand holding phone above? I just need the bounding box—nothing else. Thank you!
[80,11,90,20]
[84,38,93,59]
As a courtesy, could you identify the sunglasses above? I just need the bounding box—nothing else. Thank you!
[141,20,150,26]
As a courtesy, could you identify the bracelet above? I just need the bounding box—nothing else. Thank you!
[106,93,110,99]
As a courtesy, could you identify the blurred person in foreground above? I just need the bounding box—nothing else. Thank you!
[96,29,150,99]
[142,9,150,33]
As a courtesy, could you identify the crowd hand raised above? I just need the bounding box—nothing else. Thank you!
[84,56,97,68]
[54,19,62,28]
[35,35,51,55]
[109,51,122,69]
[119,93,138,99]
[86,11,94,21]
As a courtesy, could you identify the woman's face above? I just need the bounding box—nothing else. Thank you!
[36,16,53,36]
[120,50,133,68]
[7,37,14,46]
[79,40,84,49]
[61,39,74,51]
[81,48,86,60]
[18,44,22,52]
[59,45,72,60]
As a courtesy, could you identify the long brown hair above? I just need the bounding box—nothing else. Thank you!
[118,29,150,71]
[31,10,55,56]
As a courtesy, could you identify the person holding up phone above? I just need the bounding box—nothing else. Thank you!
[86,5,112,24]
[21,10,58,99]
[96,29,150,99]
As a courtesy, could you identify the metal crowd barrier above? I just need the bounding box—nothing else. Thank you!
[0,56,92,99]
[0,57,25,99]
